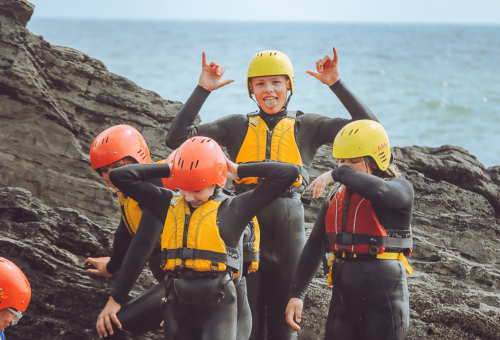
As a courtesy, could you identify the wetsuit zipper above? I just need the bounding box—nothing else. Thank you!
[265,130,273,160]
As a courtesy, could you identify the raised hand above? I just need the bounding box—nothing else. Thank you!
[306,47,340,87]
[308,171,335,198]
[285,298,303,330]
[198,51,235,91]
[96,296,122,338]
[85,257,112,278]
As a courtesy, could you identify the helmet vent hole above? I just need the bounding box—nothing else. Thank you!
[101,139,105,145]
[349,129,354,136]
[354,129,359,134]
[340,129,345,136]
[190,161,194,170]
[178,157,182,166]
[200,139,205,143]
[379,152,385,156]
[181,160,184,169]
[195,160,199,168]
[105,137,109,143]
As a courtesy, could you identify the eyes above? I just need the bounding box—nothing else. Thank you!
[253,78,284,87]
[338,158,362,165]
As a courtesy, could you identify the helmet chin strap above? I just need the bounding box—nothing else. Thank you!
[250,92,293,113]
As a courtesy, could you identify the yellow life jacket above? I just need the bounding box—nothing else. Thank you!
[118,192,143,235]
[234,111,307,187]
[160,196,240,273]
[243,217,260,273]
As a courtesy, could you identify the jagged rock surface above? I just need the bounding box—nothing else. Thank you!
[0,0,181,224]
[1,1,500,340]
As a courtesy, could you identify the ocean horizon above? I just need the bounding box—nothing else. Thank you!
[27,19,500,167]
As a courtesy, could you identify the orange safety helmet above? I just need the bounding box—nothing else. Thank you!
[158,149,178,190]
[90,125,151,170]
[0,258,31,313]
[171,137,227,191]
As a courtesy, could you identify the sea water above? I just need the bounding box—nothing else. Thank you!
[27,19,500,167]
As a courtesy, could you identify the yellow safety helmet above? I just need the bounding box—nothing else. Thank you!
[247,50,294,97]
[332,120,391,171]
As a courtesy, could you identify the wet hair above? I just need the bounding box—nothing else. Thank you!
[363,156,401,178]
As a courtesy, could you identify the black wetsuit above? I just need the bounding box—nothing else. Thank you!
[97,178,165,339]
[165,80,377,340]
[289,166,414,340]
[109,161,299,340]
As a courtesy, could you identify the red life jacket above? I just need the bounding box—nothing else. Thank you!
[325,185,412,255]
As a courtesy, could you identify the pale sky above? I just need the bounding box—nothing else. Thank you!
[28,0,500,24]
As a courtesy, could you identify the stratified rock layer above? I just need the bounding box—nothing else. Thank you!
[0,0,181,224]
[1,1,499,340]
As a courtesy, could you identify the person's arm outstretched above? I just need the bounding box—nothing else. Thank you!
[165,52,236,149]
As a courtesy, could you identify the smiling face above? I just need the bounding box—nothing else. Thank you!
[0,308,16,331]
[97,157,135,192]
[178,184,217,209]
[249,75,290,114]
[337,157,373,174]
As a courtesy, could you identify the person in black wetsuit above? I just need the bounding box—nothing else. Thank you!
[86,125,165,339]
[106,137,298,340]
[286,120,414,340]
[165,47,378,340]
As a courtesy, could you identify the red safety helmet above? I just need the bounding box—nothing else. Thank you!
[171,137,227,191]
[0,258,31,313]
[158,149,178,190]
[90,125,151,170]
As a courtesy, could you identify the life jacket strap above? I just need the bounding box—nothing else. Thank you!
[243,250,260,262]
[162,248,241,272]
[326,232,413,249]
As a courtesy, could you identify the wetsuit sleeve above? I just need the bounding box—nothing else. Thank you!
[165,86,238,148]
[331,166,414,210]
[111,208,163,303]
[109,163,174,223]
[288,201,328,300]
[225,162,300,230]
[330,79,378,122]
[106,218,132,275]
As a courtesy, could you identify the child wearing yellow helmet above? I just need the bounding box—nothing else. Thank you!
[166,47,378,340]
[286,120,414,340]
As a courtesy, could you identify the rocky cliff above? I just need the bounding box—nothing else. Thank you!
[1,1,499,340]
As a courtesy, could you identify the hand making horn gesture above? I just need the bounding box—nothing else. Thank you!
[307,47,340,87]
[198,51,235,91]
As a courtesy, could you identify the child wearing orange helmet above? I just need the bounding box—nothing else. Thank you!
[0,258,31,340]
[103,136,299,340]
[87,125,167,338]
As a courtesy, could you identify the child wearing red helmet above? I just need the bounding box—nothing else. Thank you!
[105,136,299,340]
[87,125,167,338]
[0,258,31,339]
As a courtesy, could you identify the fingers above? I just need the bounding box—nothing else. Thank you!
[306,70,320,80]
[105,314,114,336]
[308,177,318,190]
[111,313,122,330]
[160,321,164,327]
[220,78,235,87]
[87,268,100,276]
[285,304,301,330]
[332,47,338,64]
[96,315,107,338]
[202,51,207,67]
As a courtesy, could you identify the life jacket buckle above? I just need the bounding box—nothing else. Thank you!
[369,245,379,255]
[210,261,220,272]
